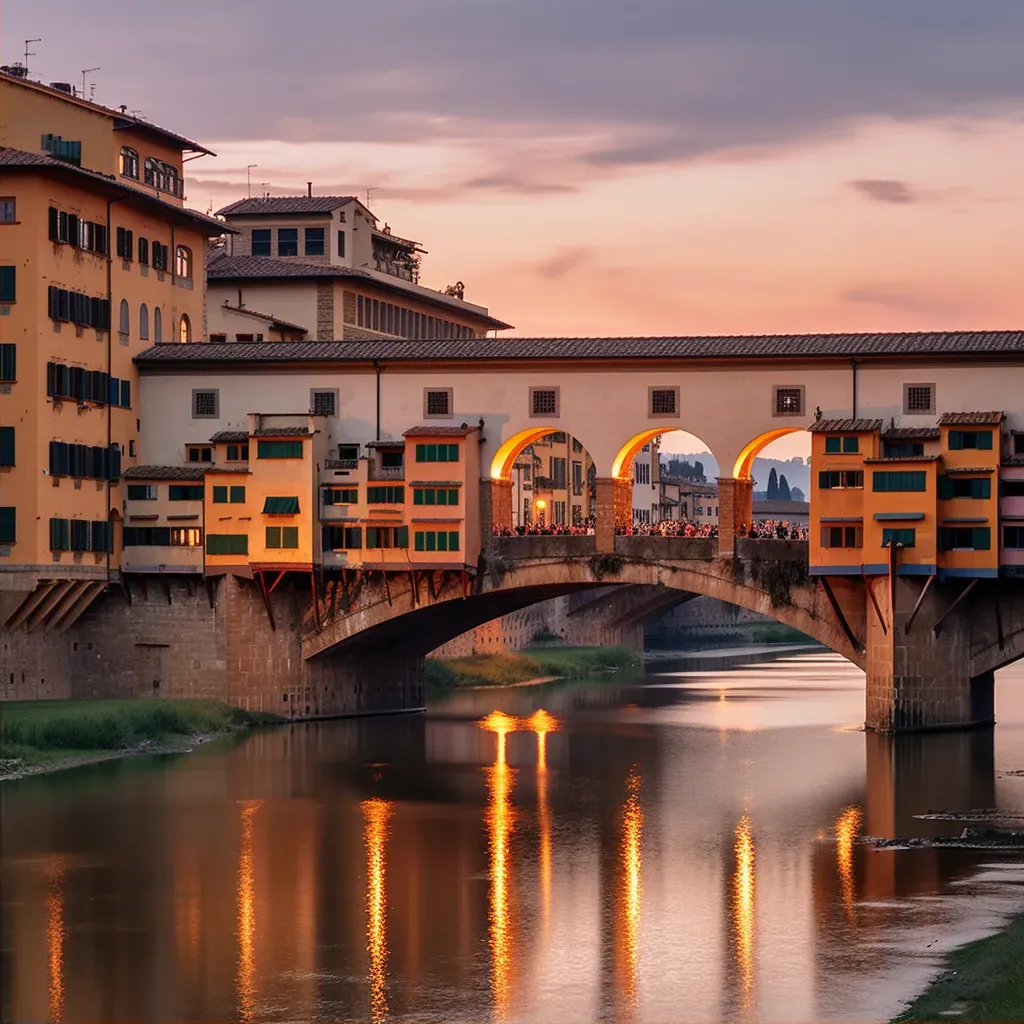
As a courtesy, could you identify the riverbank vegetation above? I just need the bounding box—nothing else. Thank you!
[425,645,641,691]
[0,699,278,775]
[894,914,1024,1022]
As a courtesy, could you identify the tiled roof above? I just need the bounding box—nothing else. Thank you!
[123,465,206,480]
[882,427,941,440]
[216,304,308,334]
[135,330,1024,367]
[209,430,249,443]
[414,480,464,487]
[403,425,480,437]
[944,466,996,474]
[863,455,941,463]
[938,411,1004,426]
[365,439,405,448]
[206,255,512,328]
[205,466,251,474]
[252,426,314,437]
[0,147,230,235]
[808,418,883,433]
[217,196,356,216]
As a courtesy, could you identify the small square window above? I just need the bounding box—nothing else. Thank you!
[904,383,935,415]
[311,389,337,416]
[277,228,298,257]
[530,387,559,418]
[424,388,453,418]
[305,227,325,257]
[187,446,213,463]
[0,199,15,224]
[649,386,679,417]
[824,436,841,454]
[251,229,271,257]
[192,389,219,418]
[773,386,804,417]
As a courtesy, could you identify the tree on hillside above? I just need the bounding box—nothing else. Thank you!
[694,461,704,481]
[790,486,805,501]
[778,474,791,501]
[767,467,779,500]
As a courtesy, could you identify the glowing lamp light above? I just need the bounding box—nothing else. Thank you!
[535,499,547,509]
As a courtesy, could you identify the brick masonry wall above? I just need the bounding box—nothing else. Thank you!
[316,282,334,341]
[342,290,356,325]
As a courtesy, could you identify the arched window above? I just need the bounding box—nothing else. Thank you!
[153,306,163,343]
[119,147,139,179]
[179,313,192,344]
[139,303,149,341]
[144,157,159,187]
[165,166,180,197]
[118,299,130,339]
[138,237,149,265]
[175,245,192,279]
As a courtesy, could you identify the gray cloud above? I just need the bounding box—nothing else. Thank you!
[8,0,1024,168]
[531,247,594,280]
[841,282,974,319]
[848,179,919,204]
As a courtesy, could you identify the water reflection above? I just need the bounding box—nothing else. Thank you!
[527,710,559,941]
[363,798,392,1024]
[45,856,67,1024]
[732,816,756,1012]
[834,805,862,924]
[621,767,643,1013]
[481,711,517,1019]
[237,800,261,1023]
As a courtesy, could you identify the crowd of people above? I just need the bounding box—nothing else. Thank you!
[492,518,808,540]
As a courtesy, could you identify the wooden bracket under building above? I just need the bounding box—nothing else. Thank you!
[255,570,276,631]
[904,574,936,635]
[309,571,322,633]
[931,578,980,638]
[863,575,887,636]
[205,576,216,609]
[996,596,1005,650]
[818,576,862,652]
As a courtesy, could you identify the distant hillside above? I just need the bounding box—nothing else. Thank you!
[662,453,810,494]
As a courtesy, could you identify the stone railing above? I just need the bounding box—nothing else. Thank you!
[324,457,358,471]
[735,538,808,563]
[614,536,716,561]
[491,535,596,559]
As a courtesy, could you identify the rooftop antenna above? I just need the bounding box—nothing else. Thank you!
[246,164,257,198]
[81,67,100,100]
[24,39,41,75]
[260,182,270,200]
[365,187,376,209]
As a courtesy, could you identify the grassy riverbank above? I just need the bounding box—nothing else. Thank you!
[895,914,1024,1022]
[0,698,279,778]
[425,645,641,691]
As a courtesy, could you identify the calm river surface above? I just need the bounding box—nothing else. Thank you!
[4,652,1024,1023]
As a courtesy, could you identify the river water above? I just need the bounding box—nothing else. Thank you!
[3,651,1024,1023]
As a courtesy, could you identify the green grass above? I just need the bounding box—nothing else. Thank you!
[425,646,641,692]
[894,914,1024,1022]
[0,698,279,767]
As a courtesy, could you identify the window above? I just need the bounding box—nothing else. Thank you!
[948,430,993,451]
[138,237,149,265]
[1004,526,1024,549]
[773,386,804,416]
[649,387,679,417]
[144,157,159,186]
[0,199,15,223]
[257,440,303,459]
[229,486,246,503]
[277,228,298,257]
[126,484,157,500]
[873,471,927,492]
[551,457,567,489]
[337,230,346,258]
[119,147,139,178]
[206,534,248,555]
[192,389,218,418]
[0,344,15,381]
[939,527,991,551]
[820,525,862,548]
[413,530,460,552]
[187,447,212,463]
[414,443,459,462]
[123,526,171,546]
[251,229,271,257]
[311,389,337,416]
[305,227,325,256]
[151,242,169,271]
[1015,435,1024,456]
[179,314,192,344]
[939,476,991,499]
[0,426,14,467]
[226,444,249,461]
[0,507,14,544]
[265,526,300,549]
[154,307,162,343]
[904,384,935,415]
[530,387,559,417]
[424,388,453,418]
[413,488,459,506]
[365,526,409,549]
[883,441,924,458]
[380,450,404,469]
[817,470,864,489]
[116,227,134,260]
[1004,480,1024,497]
[324,487,358,504]
[366,485,404,504]
[0,266,15,303]
[138,303,149,341]
[170,528,203,546]
[48,442,120,480]
[824,436,859,454]
[169,485,204,500]
[323,525,363,550]
[882,528,916,548]
[119,299,130,339]
[212,486,228,503]
[49,517,70,551]
[175,246,193,279]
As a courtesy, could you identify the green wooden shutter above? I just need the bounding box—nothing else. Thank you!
[395,526,409,548]
[212,486,228,503]
[0,344,15,381]
[282,527,299,548]
[948,431,963,451]
[230,486,246,503]
[366,527,379,549]
[266,526,281,548]
[974,527,991,550]
[0,426,14,467]
[414,531,424,551]
[938,476,953,499]
[0,265,15,303]
[0,507,15,544]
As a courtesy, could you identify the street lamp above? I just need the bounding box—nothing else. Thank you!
[535,498,546,526]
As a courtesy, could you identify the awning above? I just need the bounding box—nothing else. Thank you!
[263,496,300,515]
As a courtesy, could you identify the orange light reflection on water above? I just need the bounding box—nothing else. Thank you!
[527,710,559,939]
[237,800,261,1023]
[45,856,67,1024]
[835,805,862,923]
[733,815,755,1011]
[363,798,392,1024]
[621,767,643,1009]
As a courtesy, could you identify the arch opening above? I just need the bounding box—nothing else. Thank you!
[732,428,808,481]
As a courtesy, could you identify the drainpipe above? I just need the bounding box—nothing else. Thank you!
[850,356,858,420]
[105,195,128,586]
[374,360,382,440]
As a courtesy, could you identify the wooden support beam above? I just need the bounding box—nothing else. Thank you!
[4,583,56,631]
[267,570,286,595]
[862,575,887,636]
[25,581,75,633]
[255,571,276,631]
[383,570,392,607]
[309,570,322,633]
[54,582,106,633]
[184,575,195,598]
[461,569,469,598]
[931,579,980,638]
[162,576,172,605]
[205,576,216,609]
[888,540,899,626]
[427,571,438,602]
[996,596,1005,650]
[409,570,418,607]
[818,576,862,652]
[904,574,936,635]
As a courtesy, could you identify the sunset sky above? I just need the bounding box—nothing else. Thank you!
[5,1,1024,457]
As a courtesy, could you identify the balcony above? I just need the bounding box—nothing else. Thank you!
[370,465,404,481]
[325,458,359,471]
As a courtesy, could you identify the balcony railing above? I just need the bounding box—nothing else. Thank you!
[325,457,358,470]
[370,465,404,481]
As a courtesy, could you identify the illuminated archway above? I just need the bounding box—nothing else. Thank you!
[732,428,806,480]
[612,428,717,481]
[491,428,561,480]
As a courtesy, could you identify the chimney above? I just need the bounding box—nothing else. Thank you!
[307,181,313,198]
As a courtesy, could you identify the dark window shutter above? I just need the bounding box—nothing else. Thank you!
[109,376,120,406]
[120,380,131,408]
[0,426,14,467]
[48,285,59,319]
[58,210,68,242]
[938,476,953,499]
[0,506,15,544]
[94,224,107,255]
[109,444,121,481]
[67,213,79,246]
[395,526,409,548]
[154,527,171,546]
[49,206,60,240]
[116,226,126,258]
[0,344,15,381]
[47,361,57,396]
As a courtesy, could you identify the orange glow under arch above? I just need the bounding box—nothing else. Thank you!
[490,428,567,479]
[732,428,806,480]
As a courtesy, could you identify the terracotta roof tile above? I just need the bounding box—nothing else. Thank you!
[252,426,313,437]
[123,465,206,480]
[944,466,996,474]
[218,196,356,216]
[808,418,883,433]
[403,425,480,437]
[209,430,249,442]
[882,427,941,440]
[938,411,1004,426]
[863,455,941,463]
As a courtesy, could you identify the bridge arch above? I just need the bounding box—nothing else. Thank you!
[732,428,808,480]
[611,428,720,481]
